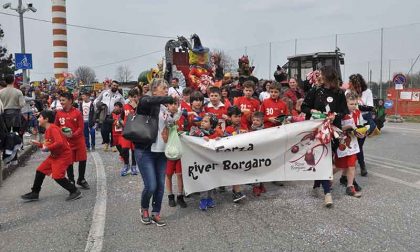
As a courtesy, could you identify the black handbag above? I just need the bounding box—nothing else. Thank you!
[123,114,158,144]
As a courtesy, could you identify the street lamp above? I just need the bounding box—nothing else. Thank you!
[3,0,36,85]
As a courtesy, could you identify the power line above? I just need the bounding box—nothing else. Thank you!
[89,50,163,69]
[0,11,175,39]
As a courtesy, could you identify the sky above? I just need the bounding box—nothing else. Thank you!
[1,0,420,83]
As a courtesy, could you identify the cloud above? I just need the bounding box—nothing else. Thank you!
[240,0,318,12]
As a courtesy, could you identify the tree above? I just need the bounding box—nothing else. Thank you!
[74,66,96,85]
[0,24,15,77]
[115,65,132,83]
[212,49,236,73]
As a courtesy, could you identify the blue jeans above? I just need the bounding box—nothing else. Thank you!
[84,122,96,148]
[134,148,167,213]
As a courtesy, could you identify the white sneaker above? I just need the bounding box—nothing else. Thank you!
[324,193,333,208]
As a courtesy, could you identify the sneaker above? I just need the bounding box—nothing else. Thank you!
[206,197,215,208]
[111,146,117,152]
[21,191,39,201]
[66,190,82,201]
[346,186,362,198]
[140,209,152,225]
[353,180,362,192]
[151,214,166,227]
[69,179,76,186]
[259,183,267,193]
[199,198,208,211]
[324,193,333,207]
[168,194,177,207]
[130,165,138,175]
[91,145,95,151]
[252,185,261,197]
[77,179,90,190]
[339,176,347,186]
[120,165,129,177]
[177,195,187,208]
[103,144,109,152]
[232,191,246,203]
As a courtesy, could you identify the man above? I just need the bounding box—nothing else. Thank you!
[94,80,125,151]
[0,74,25,165]
[168,78,184,97]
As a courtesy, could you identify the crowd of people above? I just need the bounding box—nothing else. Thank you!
[0,65,388,227]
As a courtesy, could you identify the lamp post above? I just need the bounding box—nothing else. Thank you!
[3,0,37,85]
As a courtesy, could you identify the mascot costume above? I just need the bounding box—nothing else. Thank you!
[188,34,214,93]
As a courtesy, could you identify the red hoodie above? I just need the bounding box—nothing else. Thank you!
[233,96,260,130]
[44,124,72,160]
[260,97,289,128]
[54,107,85,148]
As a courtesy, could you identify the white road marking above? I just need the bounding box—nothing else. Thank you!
[366,161,420,176]
[369,171,420,190]
[365,154,420,171]
[365,158,420,175]
[85,152,107,252]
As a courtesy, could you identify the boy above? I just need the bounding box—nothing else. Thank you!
[55,92,89,189]
[21,110,82,201]
[79,91,96,151]
[179,91,206,132]
[205,87,228,130]
[111,102,128,174]
[336,92,363,197]
[181,87,192,112]
[166,100,188,208]
[120,89,139,176]
[249,111,266,196]
[189,113,224,210]
[260,82,289,128]
[233,80,260,130]
[224,106,246,202]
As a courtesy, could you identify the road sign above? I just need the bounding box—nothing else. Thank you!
[384,100,393,109]
[393,73,406,90]
[15,53,33,70]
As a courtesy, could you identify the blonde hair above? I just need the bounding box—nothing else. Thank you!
[150,78,168,95]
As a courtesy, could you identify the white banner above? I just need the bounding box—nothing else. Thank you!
[181,120,333,194]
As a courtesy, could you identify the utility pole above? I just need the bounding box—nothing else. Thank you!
[245,47,247,55]
[294,39,297,55]
[388,59,391,90]
[379,28,384,99]
[335,34,338,49]
[268,42,272,80]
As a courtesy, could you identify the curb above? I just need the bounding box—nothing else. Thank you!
[0,144,37,186]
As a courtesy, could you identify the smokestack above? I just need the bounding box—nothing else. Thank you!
[52,0,68,78]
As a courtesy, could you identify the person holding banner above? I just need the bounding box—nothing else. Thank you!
[301,66,349,207]
[233,80,260,130]
[134,79,175,227]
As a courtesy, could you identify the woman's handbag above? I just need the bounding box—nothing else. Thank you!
[123,114,158,144]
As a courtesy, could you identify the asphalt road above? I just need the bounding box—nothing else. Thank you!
[1,122,420,252]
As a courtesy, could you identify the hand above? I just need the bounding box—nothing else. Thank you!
[222,114,229,120]
[203,136,210,142]
[268,117,277,123]
[41,147,49,152]
[311,109,321,114]
[188,112,198,117]
[355,131,365,139]
[161,127,169,143]
[30,140,42,148]
[63,132,73,138]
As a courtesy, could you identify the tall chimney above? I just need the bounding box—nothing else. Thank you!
[52,0,68,78]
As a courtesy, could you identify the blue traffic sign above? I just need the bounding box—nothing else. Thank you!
[384,100,393,109]
[15,53,33,70]
[393,74,406,85]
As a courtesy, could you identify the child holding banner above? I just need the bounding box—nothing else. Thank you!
[260,82,289,128]
[233,81,260,130]
[250,111,267,196]
[189,113,223,210]
[179,91,206,132]
[224,106,246,202]
[205,87,228,130]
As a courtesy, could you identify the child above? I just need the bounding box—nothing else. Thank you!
[336,92,363,197]
[224,106,246,202]
[233,80,260,130]
[249,111,267,196]
[260,82,289,128]
[205,87,228,130]
[79,91,96,151]
[179,91,206,132]
[120,89,140,176]
[166,99,188,208]
[55,92,89,189]
[220,86,232,108]
[21,110,82,201]
[189,113,224,210]
[181,87,192,112]
[111,102,128,174]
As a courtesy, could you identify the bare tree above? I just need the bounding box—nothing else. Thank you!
[74,66,96,85]
[115,65,133,83]
[212,49,236,73]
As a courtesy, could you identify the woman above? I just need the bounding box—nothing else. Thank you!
[134,79,175,227]
[258,80,271,102]
[301,66,349,208]
[284,77,305,108]
[347,74,374,177]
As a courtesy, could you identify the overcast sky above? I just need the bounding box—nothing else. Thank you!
[1,0,420,83]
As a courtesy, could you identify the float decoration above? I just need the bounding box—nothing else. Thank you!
[188,34,213,93]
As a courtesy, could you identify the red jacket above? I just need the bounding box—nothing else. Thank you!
[54,107,85,148]
[44,124,72,160]
[233,96,260,130]
[260,98,289,128]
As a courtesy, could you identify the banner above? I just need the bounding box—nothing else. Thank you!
[181,120,333,194]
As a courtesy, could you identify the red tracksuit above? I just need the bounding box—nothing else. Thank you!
[54,107,87,162]
[233,96,260,130]
[120,103,135,149]
[260,97,289,128]
[37,124,73,179]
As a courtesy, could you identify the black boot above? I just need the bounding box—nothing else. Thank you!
[168,194,176,207]
[339,175,347,186]
[21,171,45,201]
[360,163,368,177]
[177,195,187,208]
